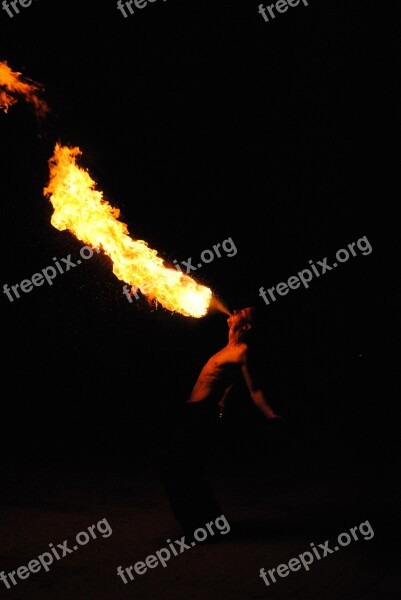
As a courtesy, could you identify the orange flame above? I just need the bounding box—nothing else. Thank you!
[0,61,49,116]
[43,144,212,318]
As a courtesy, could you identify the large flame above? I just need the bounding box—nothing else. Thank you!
[0,60,49,116]
[43,144,212,318]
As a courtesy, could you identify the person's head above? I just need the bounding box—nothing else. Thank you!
[227,306,257,342]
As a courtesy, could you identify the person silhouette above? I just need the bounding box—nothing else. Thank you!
[158,307,283,537]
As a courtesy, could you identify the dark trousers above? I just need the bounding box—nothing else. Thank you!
[158,401,223,533]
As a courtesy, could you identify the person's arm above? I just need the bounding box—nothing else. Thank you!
[241,362,283,421]
[218,384,235,418]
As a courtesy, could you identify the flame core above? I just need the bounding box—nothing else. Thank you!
[43,144,212,318]
[0,61,49,116]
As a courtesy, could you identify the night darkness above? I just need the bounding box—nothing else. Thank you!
[1,1,400,599]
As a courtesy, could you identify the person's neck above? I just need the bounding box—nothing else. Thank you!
[227,330,242,346]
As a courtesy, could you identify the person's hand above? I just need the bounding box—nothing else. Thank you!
[266,414,285,426]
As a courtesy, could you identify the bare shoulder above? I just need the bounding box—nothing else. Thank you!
[237,343,250,364]
[212,343,249,366]
[240,344,261,370]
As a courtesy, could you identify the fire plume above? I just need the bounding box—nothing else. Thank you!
[0,61,49,116]
[43,144,212,318]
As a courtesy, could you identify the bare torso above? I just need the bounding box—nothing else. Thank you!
[187,343,248,404]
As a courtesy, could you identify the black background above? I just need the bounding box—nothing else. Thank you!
[1,0,400,562]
